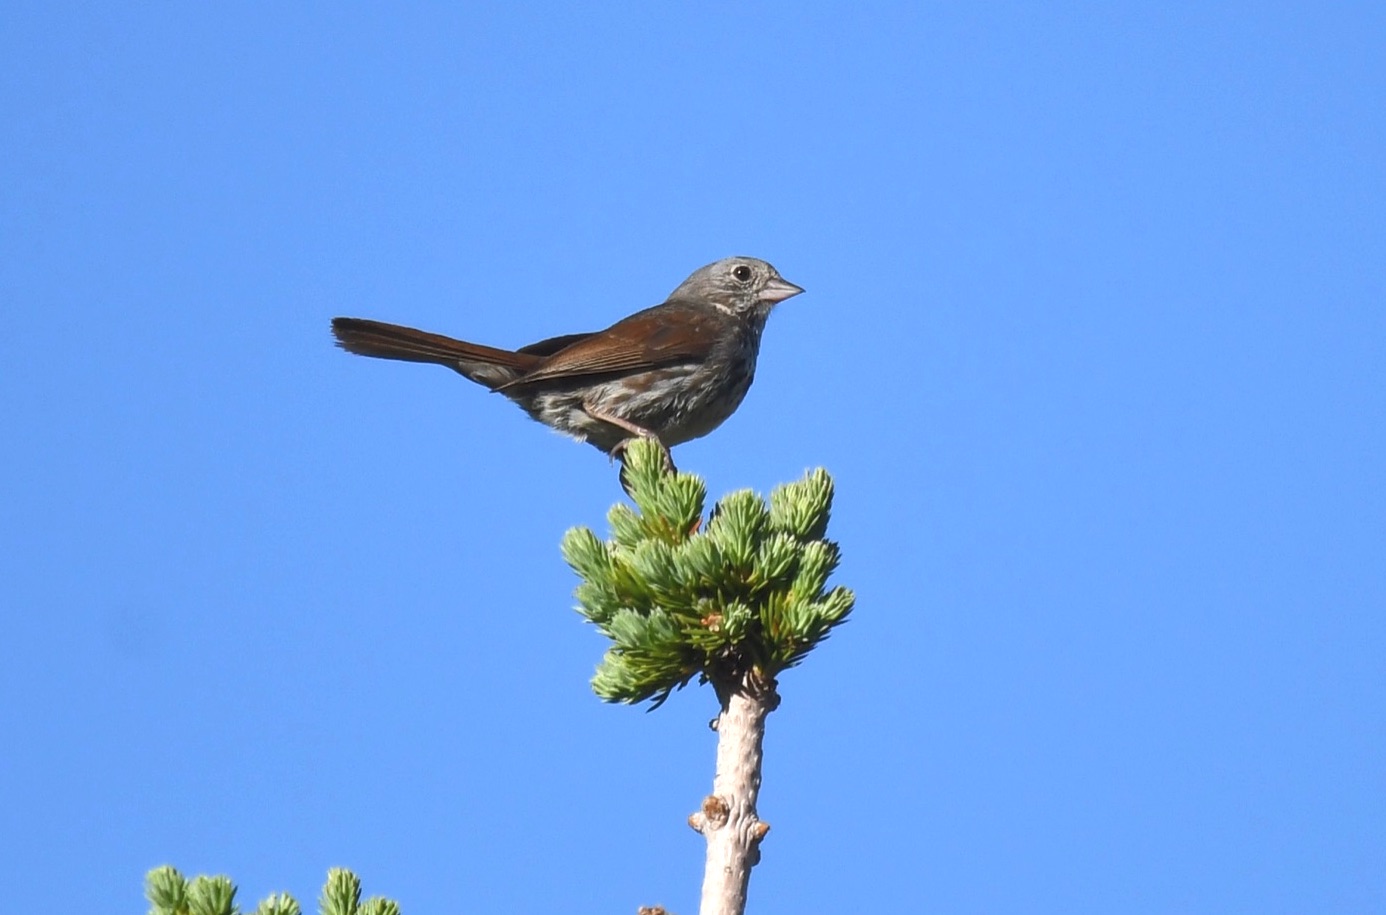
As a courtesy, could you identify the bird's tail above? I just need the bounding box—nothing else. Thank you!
[331,317,539,388]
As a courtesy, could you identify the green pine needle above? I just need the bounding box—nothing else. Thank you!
[256,895,302,915]
[320,869,361,915]
[186,876,237,915]
[564,439,854,705]
[146,867,396,915]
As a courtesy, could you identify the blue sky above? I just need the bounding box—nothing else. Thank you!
[2,3,1382,912]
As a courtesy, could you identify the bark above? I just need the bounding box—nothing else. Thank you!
[689,672,778,915]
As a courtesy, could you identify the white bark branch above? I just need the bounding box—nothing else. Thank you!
[689,672,777,915]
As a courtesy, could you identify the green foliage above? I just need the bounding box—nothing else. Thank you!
[146,866,398,915]
[562,439,855,705]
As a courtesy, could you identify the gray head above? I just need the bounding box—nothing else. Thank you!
[667,256,804,315]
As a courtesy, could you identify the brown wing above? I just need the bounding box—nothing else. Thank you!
[499,302,721,390]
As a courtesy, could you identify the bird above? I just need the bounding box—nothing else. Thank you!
[330,256,803,478]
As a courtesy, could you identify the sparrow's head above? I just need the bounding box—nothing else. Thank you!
[669,256,804,315]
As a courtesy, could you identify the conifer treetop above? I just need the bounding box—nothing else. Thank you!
[562,438,854,706]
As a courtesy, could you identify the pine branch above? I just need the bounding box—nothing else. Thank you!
[688,670,777,915]
[562,439,854,915]
[145,866,397,915]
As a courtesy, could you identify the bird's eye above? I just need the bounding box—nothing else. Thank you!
[733,265,753,282]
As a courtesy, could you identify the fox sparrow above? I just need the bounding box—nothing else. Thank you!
[331,256,802,478]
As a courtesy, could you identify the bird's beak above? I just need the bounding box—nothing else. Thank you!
[760,277,805,304]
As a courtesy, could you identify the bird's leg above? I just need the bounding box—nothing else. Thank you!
[583,401,657,442]
[584,403,676,496]
[584,403,676,473]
